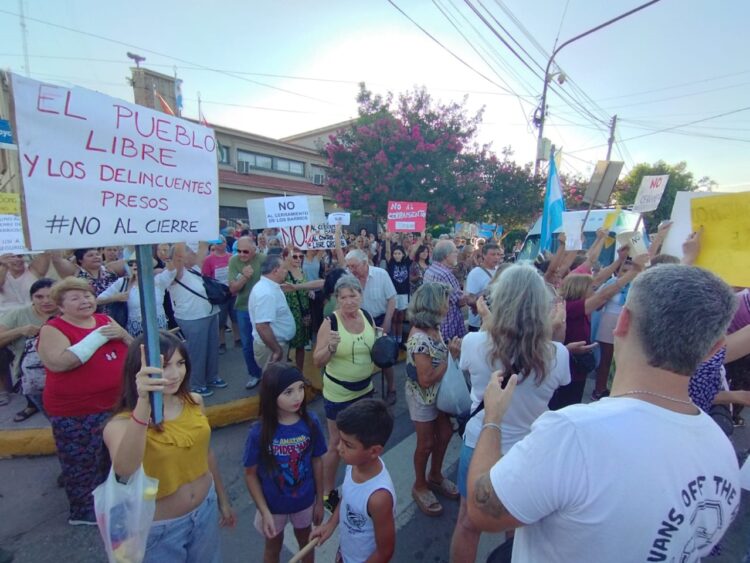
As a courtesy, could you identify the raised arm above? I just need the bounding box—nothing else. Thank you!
[648,220,673,258]
[543,234,567,284]
[584,254,647,315]
[592,245,628,287]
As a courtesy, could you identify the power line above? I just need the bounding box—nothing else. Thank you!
[386,0,520,96]
[0,8,336,105]
[569,105,750,152]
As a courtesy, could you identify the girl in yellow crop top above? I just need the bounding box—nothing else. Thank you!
[103,331,236,563]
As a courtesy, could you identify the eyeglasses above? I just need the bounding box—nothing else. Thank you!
[127,261,136,266]
[237,249,251,254]
[292,254,304,259]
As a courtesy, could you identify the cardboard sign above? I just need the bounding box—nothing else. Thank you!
[280,223,347,250]
[387,201,427,232]
[11,74,219,250]
[662,191,727,258]
[0,193,31,253]
[690,192,750,287]
[477,223,497,239]
[328,212,350,226]
[562,212,584,250]
[632,174,670,213]
[247,195,324,229]
[583,160,624,205]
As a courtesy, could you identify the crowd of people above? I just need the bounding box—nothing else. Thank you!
[1,217,750,562]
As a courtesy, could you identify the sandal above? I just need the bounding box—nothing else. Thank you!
[412,487,443,517]
[13,405,39,422]
[428,477,460,500]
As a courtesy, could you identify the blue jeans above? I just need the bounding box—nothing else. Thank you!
[457,443,475,498]
[143,483,221,563]
[236,310,262,378]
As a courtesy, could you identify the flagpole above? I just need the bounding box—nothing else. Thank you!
[197,91,202,121]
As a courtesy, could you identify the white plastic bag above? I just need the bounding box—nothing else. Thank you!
[437,354,472,416]
[93,466,159,563]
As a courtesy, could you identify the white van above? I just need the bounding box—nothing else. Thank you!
[518,209,647,266]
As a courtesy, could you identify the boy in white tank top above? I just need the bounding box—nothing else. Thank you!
[311,399,396,563]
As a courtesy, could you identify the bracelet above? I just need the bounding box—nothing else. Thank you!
[130,412,150,426]
[481,422,502,433]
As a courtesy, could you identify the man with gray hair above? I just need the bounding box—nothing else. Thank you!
[344,248,398,405]
[468,264,741,562]
[423,240,473,340]
[246,255,296,388]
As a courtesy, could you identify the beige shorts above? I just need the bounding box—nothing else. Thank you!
[405,381,438,422]
[253,340,290,372]
[253,504,313,538]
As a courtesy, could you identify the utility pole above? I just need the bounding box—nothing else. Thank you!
[605,114,618,161]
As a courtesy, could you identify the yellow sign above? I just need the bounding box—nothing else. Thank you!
[603,206,621,248]
[0,193,20,215]
[691,192,750,287]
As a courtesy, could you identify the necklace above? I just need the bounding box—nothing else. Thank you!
[612,390,694,406]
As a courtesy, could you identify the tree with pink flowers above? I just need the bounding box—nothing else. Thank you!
[324,84,489,224]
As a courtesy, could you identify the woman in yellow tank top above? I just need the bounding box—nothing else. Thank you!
[103,331,236,563]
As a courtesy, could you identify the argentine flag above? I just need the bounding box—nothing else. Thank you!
[540,152,565,253]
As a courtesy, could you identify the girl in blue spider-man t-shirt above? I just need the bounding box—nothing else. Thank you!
[243,362,327,563]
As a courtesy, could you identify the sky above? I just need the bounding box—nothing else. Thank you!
[1,0,749,191]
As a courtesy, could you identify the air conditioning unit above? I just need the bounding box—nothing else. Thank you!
[237,161,251,174]
[312,173,325,185]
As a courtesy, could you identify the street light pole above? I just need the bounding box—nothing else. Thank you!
[533,0,662,176]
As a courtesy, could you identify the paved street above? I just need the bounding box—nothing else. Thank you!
[1,343,749,562]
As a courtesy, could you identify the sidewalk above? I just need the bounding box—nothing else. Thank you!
[0,340,263,457]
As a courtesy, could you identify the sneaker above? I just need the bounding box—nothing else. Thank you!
[191,386,214,397]
[591,389,610,401]
[218,343,226,355]
[324,489,340,513]
[245,376,260,390]
[68,516,97,526]
[207,378,228,389]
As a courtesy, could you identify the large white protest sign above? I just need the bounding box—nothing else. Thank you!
[632,175,669,213]
[11,74,219,250]
[247,195,325,229]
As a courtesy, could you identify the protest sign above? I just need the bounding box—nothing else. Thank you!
[690,191,750,287]
[562,212,584,250]
[583,160,624,205]
[632,175,669,213]
[247,195,325,229]
[661,191,726,258]
[328,212,350,226]
[616,230,649,258]
[387,201,427,232]
[477,223,497,239]
[0,193,31,253]
[11,74,218,250]
[279,222,347,250]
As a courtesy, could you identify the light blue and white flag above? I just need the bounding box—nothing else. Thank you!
[540,151,565,253]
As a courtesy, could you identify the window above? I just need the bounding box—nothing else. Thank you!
[218,144,231,164]
[237,150,304,176]
[310,165,327,185]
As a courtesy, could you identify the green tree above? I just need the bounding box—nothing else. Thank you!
[324,84,488,224]
[614,161,702,230]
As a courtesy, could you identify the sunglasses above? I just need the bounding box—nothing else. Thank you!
[127,261,136,266]
[237,249,251,254]
[292,254,304,259]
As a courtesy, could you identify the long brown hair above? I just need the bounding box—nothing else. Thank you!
[256,362,319,472]
[113,331,197,430]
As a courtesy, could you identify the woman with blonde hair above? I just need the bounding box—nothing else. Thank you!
[449,264,571,563]
[548,253,648,410]
[406,282,461,517]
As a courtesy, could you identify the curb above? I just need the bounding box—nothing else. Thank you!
[0,395,261,458]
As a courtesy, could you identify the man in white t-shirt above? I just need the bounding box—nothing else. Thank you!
[467,264,741,563]
[246,255,296,389]
[464,242,504,331]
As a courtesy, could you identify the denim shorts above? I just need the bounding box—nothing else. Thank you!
[457,443,475,499]
[323,390,374,421]
[143,483,221,563]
